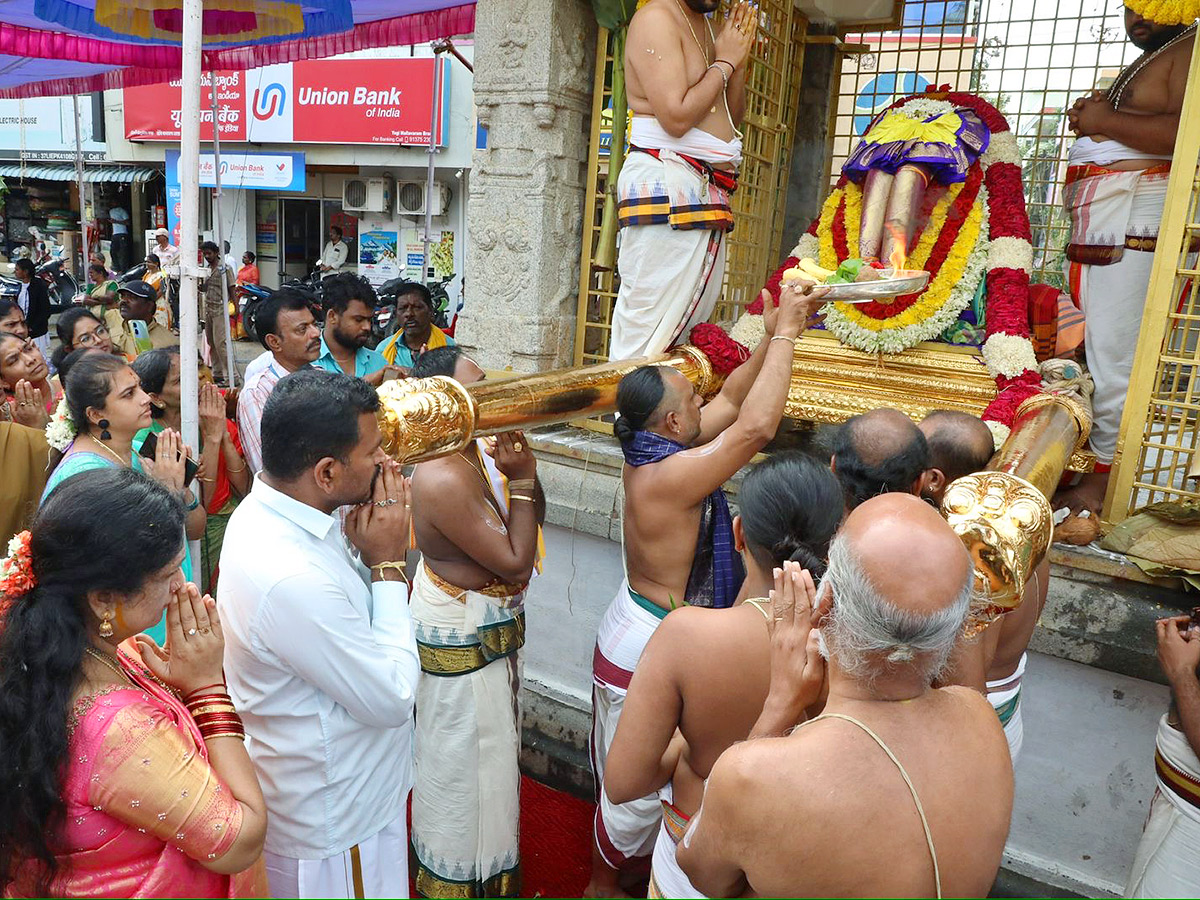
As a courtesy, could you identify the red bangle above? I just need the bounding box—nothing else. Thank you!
[183,682,227,701]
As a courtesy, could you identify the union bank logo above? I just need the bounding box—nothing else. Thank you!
[253,83,286,120]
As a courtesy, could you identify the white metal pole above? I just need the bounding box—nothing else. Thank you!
[72,94,89,278]
[210,83,237,388]
[178,0,202,460]
[422,52,443,286]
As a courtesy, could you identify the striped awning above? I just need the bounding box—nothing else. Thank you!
[0,163,161,183]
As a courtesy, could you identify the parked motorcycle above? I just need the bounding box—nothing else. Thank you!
[0,257,79,314]
[238,282,273,344]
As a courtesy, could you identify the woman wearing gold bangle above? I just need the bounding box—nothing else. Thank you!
[0,468,267,897]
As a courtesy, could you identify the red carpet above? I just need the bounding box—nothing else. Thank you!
[409,776,596,898]
[519,775,595,898]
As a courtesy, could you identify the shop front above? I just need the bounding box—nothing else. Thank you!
[0,95,163,275]
[112,49,474,303]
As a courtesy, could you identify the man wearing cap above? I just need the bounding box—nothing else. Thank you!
[107,280,176,359]
[153,228,180,268]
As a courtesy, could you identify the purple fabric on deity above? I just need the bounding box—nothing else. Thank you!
[622,430,745,609]
[841,107,990,185]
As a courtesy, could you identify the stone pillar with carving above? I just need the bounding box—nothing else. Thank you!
[457,0,597,373]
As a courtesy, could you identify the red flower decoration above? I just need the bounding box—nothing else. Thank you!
[0,530,36,599]
[985,269,1032,338]
[689,323,750,375]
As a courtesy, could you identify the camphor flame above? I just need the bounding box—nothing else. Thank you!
[886,221,908,273]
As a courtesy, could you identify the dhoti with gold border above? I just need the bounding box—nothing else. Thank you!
[410,562,527,898]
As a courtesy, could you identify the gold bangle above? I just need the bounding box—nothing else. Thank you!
[226,464,246,474]
[198,476,216,484]
[508,478,536,491]
[769,335,797,346]
[372,560,407,576]
[510,494,536,502]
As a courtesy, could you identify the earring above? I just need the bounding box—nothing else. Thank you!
[98,418,112,441]
[98,612,114,639]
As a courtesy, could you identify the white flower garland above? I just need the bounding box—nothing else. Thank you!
[987,235,1033,272]
[985,420,1011,450]
[981,332,1040,378]
[729,310,767,350]
[887,97,957,122]
[44,397,76,453]
[981,130,1020,167]
[789,232,820,263]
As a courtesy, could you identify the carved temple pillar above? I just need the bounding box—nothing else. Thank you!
[458,0,597,373]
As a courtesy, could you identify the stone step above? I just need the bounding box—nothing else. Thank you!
[519,523,1172,897]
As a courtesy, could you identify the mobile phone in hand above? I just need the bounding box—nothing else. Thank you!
[138,431,200,488]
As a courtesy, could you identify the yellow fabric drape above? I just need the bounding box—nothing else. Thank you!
[379,324,450,365]
[865,111,963,148]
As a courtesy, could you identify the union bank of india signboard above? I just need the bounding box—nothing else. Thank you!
[123,57,449,147]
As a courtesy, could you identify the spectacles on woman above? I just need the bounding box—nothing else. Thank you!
[76,324,109,347]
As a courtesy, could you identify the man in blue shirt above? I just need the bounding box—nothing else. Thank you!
[311,272,401,386]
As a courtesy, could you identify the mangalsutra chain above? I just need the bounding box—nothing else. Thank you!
[1108,24,1197,110]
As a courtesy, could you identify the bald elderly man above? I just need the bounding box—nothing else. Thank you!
[677,495,1013,897]
[830,408,931,510]
[920,409,1049,761]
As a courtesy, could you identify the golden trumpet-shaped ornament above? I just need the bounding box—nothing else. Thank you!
[942,392,1091,634]
[376,345,719,465]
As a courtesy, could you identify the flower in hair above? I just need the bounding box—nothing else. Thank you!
[45,397,77,452]
[0,530,36,599]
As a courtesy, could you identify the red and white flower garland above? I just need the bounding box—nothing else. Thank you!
[699,89,1042,446]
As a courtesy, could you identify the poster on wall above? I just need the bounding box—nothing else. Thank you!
[358,231,400,288]
[256,198,278,260]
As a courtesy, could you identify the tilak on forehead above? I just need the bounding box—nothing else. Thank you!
[1126,0,1200,25]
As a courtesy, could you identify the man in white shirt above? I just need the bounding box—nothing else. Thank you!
[153,228,180,267]
[219,368,419,899]
[318,225,349,275]
[237,288,321,473]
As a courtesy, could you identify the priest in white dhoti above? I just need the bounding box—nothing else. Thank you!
[1127,614,1200,897]
[607,0,758,362]
[405,348,546,898]
[1058,2,1196,515]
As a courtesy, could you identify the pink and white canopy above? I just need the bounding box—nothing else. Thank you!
[0,0,474,98]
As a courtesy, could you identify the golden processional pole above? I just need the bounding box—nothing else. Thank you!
[375,345,718,464]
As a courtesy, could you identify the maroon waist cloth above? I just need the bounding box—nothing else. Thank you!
[629,145,739,194]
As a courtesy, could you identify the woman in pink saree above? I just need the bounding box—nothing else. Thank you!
[0,467,268,898]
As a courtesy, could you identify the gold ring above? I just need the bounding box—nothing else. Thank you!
[513,442,523,452]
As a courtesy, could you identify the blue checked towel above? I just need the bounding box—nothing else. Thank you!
[622,430,745,609]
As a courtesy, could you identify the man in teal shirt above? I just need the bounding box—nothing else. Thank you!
[311,272,402,386]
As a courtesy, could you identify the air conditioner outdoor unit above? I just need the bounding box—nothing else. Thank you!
[396,180,450,217]
[342,176,394,213]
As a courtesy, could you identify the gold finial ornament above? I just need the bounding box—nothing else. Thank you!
[942,391,1092,634]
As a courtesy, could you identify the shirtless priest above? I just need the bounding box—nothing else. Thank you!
[586,282,824,896]
[408,354,545,900]
[677,497,1014,897]
[1059,1,1195,515]
[608,0,756,361]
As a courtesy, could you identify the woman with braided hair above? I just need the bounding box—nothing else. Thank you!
[602,451,843,898]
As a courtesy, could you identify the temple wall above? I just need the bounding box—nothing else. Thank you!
[456,0,597,373]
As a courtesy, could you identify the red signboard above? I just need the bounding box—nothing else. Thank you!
[124,71,246,142]
[123,58,447,146]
